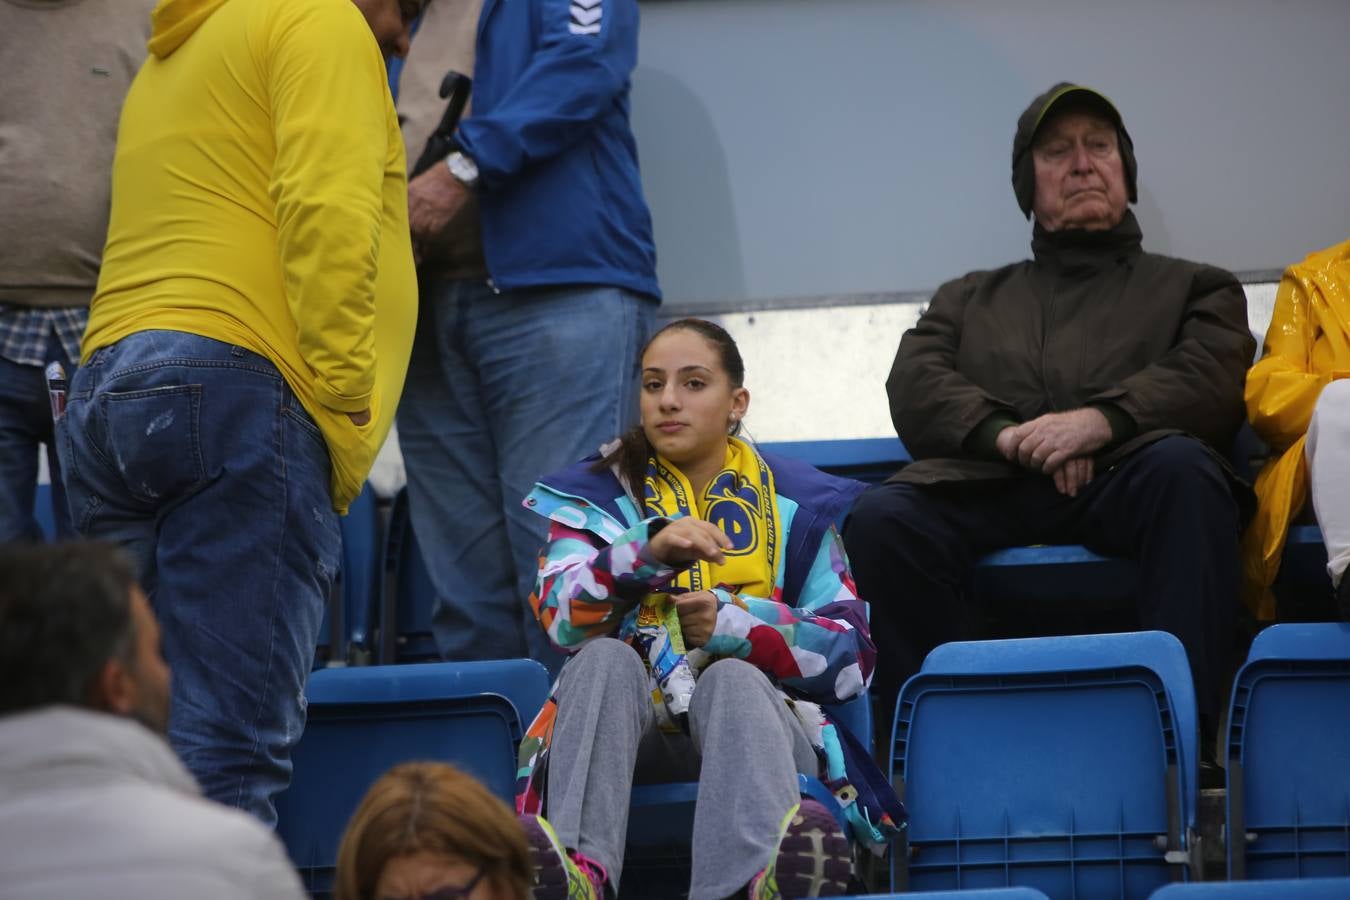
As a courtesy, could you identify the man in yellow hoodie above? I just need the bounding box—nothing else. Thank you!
[56,0,419,825]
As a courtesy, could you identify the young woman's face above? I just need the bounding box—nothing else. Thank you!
[374,850,503,900]
[639,328,748,472]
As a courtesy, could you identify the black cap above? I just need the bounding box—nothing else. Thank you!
[1011,82,1138,219]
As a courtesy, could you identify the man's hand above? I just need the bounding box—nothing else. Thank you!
[346,408,371,427]
[407,163,472,244]
[648,518,732,567]
[673,590,719,649]
[1052,456,1095,497]
[998,407,1113,473]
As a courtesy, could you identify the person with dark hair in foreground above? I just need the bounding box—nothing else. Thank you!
[843,83,1256,783]
[513,319,903,900]
[336,761,532,900]
[0,542,304,900]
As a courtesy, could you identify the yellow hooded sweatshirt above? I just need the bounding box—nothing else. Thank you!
[1243,238,1350,619]
[84,0,416,512]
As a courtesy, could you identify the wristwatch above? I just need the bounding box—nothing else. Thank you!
[445,151,479,188]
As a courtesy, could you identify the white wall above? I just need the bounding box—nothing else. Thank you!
[631,0,1350,309]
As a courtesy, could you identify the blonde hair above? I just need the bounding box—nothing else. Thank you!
[334,761,532,900]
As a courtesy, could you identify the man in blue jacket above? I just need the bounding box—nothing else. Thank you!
[395,0,660,667]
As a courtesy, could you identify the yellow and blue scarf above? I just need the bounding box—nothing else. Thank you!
[643,436,781,600]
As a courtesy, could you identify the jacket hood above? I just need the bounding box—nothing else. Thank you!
[0,706,200,797]
[1011,82,1138,219]
[147,0,230,59]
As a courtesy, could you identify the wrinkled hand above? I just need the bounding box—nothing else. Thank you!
[1052,456,1095,497]
[999,408,1112,474]
[673,590,719,648]
[407,163,472,244]
[648,517,732,567]
[346,408,371,427]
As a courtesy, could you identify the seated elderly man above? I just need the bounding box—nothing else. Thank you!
[844,83,1255,765]
[0,543,305,900]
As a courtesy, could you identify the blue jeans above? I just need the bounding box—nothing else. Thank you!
[0,331,74,541]
[398,279,656,670]
[57,330,338,826]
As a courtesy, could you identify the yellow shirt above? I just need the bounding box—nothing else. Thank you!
[85,0,416,511]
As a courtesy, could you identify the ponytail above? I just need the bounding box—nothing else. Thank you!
[593,425,652,514]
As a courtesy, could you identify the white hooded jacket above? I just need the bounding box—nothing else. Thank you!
[0,706,305,899]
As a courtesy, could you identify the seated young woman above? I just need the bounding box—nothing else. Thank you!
[513,318,903,900]
[335,761,532,900]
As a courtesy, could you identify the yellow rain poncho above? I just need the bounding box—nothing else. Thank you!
[1243,239,1350,619]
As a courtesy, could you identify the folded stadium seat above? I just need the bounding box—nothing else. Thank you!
[621,690,878,898]
[756,436,911,486]
[891,631,1200,899]
[757,436,1143,612]
[1225,623,1350,881]
[1275,524,1331,591]
[376,487,441,664]
[314,482,382,668]
[32,481,57,541]
[1149,877,1350,898]
[851,889,1050,900]
[275,658,550,897]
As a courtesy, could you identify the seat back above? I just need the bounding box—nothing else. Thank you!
[623,692,875,897]
[1151,877,1350,898]
[1226,623,1350,880]
[379,488,441,664]
[275,659,550,895]
[850,890,1051,900]
[316,483,381,667]
[893,632,1197,899]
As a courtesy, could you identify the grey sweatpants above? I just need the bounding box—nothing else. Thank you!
[545,637,818,899]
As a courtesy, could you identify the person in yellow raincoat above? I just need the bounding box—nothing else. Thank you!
[1244,238,1350,621]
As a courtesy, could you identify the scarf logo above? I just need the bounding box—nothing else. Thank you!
[704,470,760,555]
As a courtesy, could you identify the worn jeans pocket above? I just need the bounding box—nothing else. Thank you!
[99,384,207,504]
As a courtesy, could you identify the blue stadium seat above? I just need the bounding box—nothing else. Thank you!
[1225,623,1350,881]
[623,690,877,896]
[852,890,1051,900]
[377,488,441,664]
[315,483,382,667]
[275,659,550,895]
[1150,878,1350,898]
[758,436,1140,606]
[891,631,1199,898]
[758,436,910,486]
[1277,524,1331,589]
[32,482,57,541]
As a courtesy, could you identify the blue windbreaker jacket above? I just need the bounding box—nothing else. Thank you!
[456,0,661,300]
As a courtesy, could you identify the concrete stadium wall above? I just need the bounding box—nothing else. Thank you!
[631,0,1350,310]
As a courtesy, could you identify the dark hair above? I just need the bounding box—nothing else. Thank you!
[0,542,140,714]
[335,761,532,900]
[595,318,746,503]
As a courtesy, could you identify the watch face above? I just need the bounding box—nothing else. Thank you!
[448,153,478,184]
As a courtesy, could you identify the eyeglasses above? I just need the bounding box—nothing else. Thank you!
[378,866,486,900]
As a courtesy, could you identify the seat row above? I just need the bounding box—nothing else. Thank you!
[272,621,1350,899]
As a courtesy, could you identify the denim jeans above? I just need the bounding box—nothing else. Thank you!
[397,279,655,670]
[57,330,339,826]
[0,331,74,541]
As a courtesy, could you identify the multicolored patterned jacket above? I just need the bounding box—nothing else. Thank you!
[515,448,907,847]
[524,449,874,701]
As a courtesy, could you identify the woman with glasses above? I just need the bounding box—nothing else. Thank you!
[335,762,531,900]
